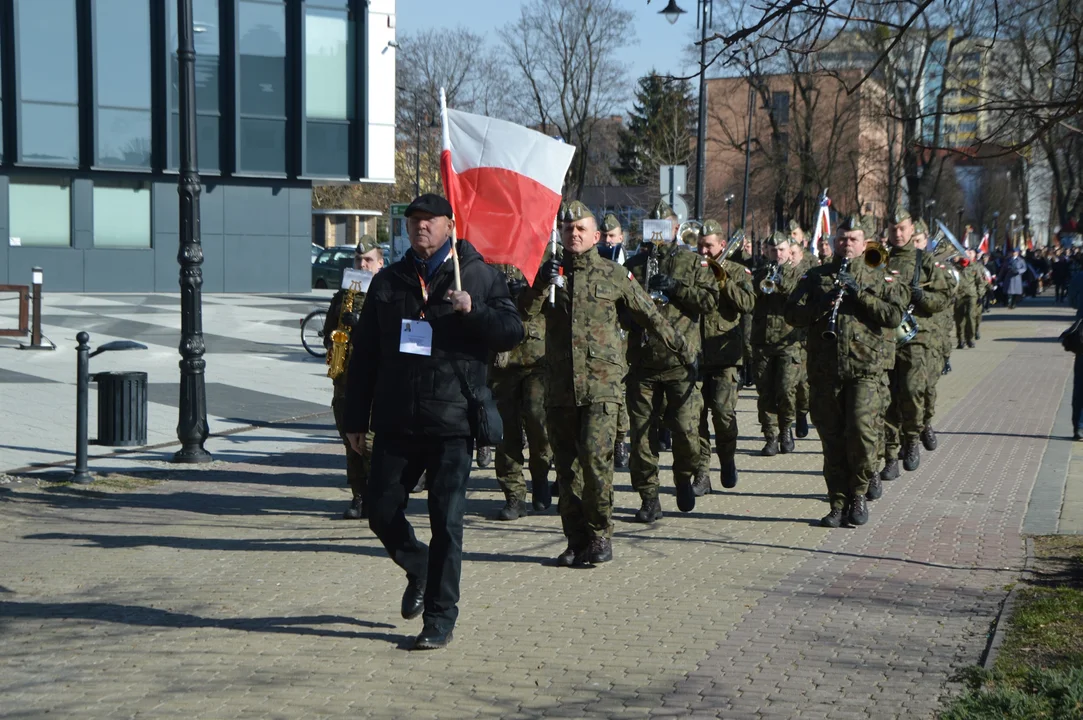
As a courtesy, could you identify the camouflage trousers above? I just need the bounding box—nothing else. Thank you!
[616,403,629,439]
[885,341,931,456]
[491,366,551,502]
[547,402,619,545]
[628,364,700,500]
[795,345,810,415]
[923,344,944,426]
[697,366,741,472]
[955,297,977,344]
[810,375,882,511]
[332,392,371,498]
[752,346,801,437]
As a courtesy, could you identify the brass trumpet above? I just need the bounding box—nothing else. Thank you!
[760,263,783,294]
[864,240,888,269]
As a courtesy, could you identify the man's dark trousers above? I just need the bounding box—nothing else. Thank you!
[367,433,472,633]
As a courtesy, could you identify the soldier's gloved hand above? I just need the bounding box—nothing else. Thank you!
[539,258,562,287]
[910,285,925,303]
[506,276,527,297]
[341,311,361,327]
[648,274,679,295]
[836,270,860,295]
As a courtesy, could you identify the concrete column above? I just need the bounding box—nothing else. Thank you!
[324,216,335,248]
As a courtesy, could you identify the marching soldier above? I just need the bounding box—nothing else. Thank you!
[789,223,818,439]
[734,233,757,387]
[914,221,950,451]
[954,250,983,349]
[625,201,719,521]
[785,215,908,527]
[695,220,755,493]
[881,209,953,478]
[751,232,805,456]
[324,236,385,519]
[490,262,552,520]
[599,213,631,469]
[523,201,694,565]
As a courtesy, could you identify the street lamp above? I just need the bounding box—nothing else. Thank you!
[1009,213,1017,251]
[658,0,687,24]
[724,192,735,237]
[174,0,211,464]
[957,207,964,240]
[397,86,422,197]
[924,198,936,229]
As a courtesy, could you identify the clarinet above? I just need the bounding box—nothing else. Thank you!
[822,259,851,340]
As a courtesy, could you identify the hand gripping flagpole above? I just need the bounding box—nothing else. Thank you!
[440,88,463,291]
[549,218,558,306]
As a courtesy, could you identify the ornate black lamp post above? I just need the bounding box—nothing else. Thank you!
[173,0,211,464]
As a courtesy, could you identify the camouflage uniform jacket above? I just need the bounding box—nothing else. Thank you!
[624,242,718,372]
[524,248,692,408]
[785,258,908,382]
[751,262,805,349]
[886,243,953,347]
[701,259,755,369]
[491,263,545,369]
[955,263,983,300]
[324,288,367,394]
[794,254,820,274]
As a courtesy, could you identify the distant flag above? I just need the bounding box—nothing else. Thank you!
[439,89,576,285]
[809,189,832,259]
[978,230,989,255]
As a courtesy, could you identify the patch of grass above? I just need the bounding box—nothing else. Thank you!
[941,666,1083,719]
[995,587,1083,681]
[39,472,164,493]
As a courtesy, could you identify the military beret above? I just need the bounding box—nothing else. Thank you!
[787,219,802,234]
[892,206,911,224]
[563,200,594,223]
[648,200,675,220]
[601,213,621,233]
[765,231,790,247]
[701,219,724,237]
[355,234,380,255]
[838,214,869,234]
[913,219,928,235]
[405,193,453,219]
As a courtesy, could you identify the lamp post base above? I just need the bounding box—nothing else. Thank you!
[172,446,213,464]
[71,470,94,484]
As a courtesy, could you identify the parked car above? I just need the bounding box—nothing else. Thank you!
[311,247,356,289]
[311,243,323,264]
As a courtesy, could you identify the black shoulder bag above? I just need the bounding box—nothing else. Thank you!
[453,362,504,447]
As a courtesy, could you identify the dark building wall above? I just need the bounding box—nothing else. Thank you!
[0,176,311,292]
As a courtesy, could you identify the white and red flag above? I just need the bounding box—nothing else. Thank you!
[978,231,989,255]
[809,189,832,258]
[439,89,576,285]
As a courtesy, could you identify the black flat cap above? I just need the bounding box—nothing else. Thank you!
[405,193,454,219]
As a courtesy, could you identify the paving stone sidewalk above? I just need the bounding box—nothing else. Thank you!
[0,298,1074,719]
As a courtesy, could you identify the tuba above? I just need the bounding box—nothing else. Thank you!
[677,220,703,247]
[930,220,968,263]
[327,283,362,379]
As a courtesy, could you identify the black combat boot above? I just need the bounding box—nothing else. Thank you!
[551,480,560,498]
[720,456,738,489]
[865,475,883,501]
[476,446,493,468]
[942,360,952,375]
[692,469,712,497]
[634,495,663,523]
[675,477,696,512]
[975,330,981,340]
[412,472,428,494]
[342,495,365,520]
[966,340,975,348]
[658,428,673,452]
[556,544,588,567]
[779,426,796,454]
[957,340,964,350]
[761,435,779,457]
[587,536,613,564]
[795,412,810,438]
[531,477,552,512]
[880,458,900,481]
[613,440,629,469]
[848,495,870,525]
[497,495,528,521]
[903,442,921,472]
[920,425,938,452]
[819,507,845,528]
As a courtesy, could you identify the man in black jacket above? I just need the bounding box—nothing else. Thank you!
[343,193,524,650]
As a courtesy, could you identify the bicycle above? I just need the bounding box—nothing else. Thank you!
[300,307,328,358]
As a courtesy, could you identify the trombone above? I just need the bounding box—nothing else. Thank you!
[704,229,745,287]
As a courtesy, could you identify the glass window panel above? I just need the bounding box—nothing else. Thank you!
[97,108,152,167]
[305,10,352,121]
[95,0,151,110]
[239,117,285,174]
[168,0,221,112]
[19,103,79,164]
[10,181,71,247]
[16,0,78,104]
[239,0,286,117]
[309,0,349,7]
[170,113,221,171]
[93,185,151,248]
[306,121,349,178]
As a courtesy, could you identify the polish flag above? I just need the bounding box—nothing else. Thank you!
[440,89,576,285]
[809,189,832,259]
[978,231,989,254]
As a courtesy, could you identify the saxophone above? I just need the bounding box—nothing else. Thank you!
[326,285,360,379]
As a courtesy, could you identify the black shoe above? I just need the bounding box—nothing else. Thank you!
[779,427,795,454]
[658,429,673,452]
[556,544,587,567]
[966,340,975,349]
[865,475,883,501]
[957,340,964,350]
[975,330,981,340]
[942,361,952,375]
[613,440,629,469]
[675,477,696,513]
[795,413,809,438]
[880,458,900,481]
[496,496,528,521]
[903,443,920,472]
[920,425,938,452]
[412,473,428,494]
[531,479,552,512]
[476,446,492,469]
[743,367,755,387]
[413,626,453,650]
[342,495,365,520]
[691,470,712,497]
[634,496,663,523]
[401,578,425,620]
[761,436,779,457]
[848,496,869,525]
[720,457,738,489]
[819,507,844,528]
[587,536,613,564]
[550,480,559,498]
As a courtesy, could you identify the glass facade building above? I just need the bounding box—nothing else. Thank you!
[0,0,396,291]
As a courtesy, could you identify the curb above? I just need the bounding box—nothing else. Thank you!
[981,536,1035,670]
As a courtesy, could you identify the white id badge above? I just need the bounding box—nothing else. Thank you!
[399,319,433,356]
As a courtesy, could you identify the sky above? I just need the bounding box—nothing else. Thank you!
[396,0,703,112]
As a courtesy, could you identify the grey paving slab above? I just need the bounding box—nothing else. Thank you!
[148,382,332,427]
[0,368,61,384]
[1023,368,1072,534]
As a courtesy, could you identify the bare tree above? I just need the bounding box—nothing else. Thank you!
[502,0,637,198]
